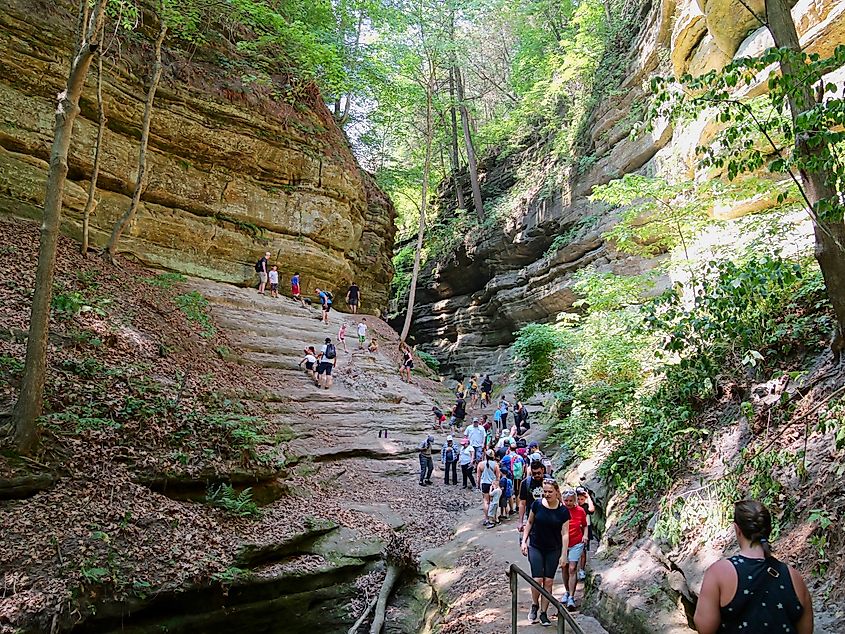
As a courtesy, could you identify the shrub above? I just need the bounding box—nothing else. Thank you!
[417,350,440,373]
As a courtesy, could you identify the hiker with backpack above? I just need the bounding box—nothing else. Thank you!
[418,435,435,486]
[254,251,270,295]
[317,337,338,389]
[315,288,333,324]
[441,435,459,485]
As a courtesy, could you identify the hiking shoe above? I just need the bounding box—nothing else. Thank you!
[527,604,539,624]
[559,592,570,605]
[566,597,576,611]
[578,569,586,580]
[538,611,551,627]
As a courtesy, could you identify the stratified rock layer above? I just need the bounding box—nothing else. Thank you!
[409,0,845,376]
[0,0,395,309]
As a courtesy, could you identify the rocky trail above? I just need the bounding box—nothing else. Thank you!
[199,280,610,633]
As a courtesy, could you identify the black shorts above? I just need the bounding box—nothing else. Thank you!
[305,362,314,370]
[270,283,278,291]
[348,298,358,306]
[404,360,414,369]
[481,483,492,494]
[528,545,562,579]
[499,494,509,508]
[322,304,331,312]
[317,362,333,375]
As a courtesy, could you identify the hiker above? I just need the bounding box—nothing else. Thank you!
[346,282,361,314]
[560,489,588,610]
[515,402,530,434]
[521,479,570,627]
[469,375,479,409]
[694,499,813,634]
[338,322,349,353]
[576,487,596,580]
[432,406,447,431]
[458,438,476,489]
[418,434,435,486]
[451,395,467,430]
[315,288,332,324]
[455,379,465,398]
[399,343,414,383]
[298,346,318,382]
[464,417,485,462]
[317,337,337,390]
[476,449,501,528]
[518,460,547,533]
[493,405,502,431]
[368,336,379,353]
[357,318,367,350]
[497,470,514,521]
[441,435,459,485]
[291,272,306,307]
[255,251,270,294]
[487,478,502,527]
[499,396,510,430]
[268,265,279,298]
[480,374,493,407]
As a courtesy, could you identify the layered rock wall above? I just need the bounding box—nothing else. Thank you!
[0,0,395,308]
[410,0,845,376]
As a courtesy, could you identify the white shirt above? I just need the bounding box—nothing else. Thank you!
[304,354,317,364]
[269,270,279,284]
[357,323,367,337]
[459,445,474,465]
[464,424,486,447]
[320,344,335,363]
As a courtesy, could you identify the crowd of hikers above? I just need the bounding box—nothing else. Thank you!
[419,382,815,632]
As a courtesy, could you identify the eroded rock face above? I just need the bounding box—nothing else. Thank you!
[0,0,395,309]
[409,0,845,378]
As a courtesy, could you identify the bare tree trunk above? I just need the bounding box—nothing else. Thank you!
[368,563,401,634]
[765,0,845,347]
[455,66,484,222]
[399,71,434,343]
[11,0,108,453]
[337,9,364,127]
[448,67,466,210]
[82,55,106,256]
[105,18,166,261]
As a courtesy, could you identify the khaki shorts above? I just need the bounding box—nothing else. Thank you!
[258,272,268,284]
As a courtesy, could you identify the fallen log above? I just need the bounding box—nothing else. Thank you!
[348,595,378,634]
[368,563,402,634]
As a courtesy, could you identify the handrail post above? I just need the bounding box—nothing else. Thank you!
[510,565,518,633]
[508,563,585,634]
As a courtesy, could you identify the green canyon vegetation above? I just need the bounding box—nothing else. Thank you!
[1,0,845,631]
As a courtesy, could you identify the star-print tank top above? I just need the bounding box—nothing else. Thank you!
[719,555,803,633]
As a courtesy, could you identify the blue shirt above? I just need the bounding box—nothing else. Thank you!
[318,291,331,306]
[291,274,300,287]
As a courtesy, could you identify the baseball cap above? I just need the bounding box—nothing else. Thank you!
[472,417,479,423]
[528,441,539,449]
[486,449,495,458]
[447,435,453,441]
[576,486,587,494]
[427,434,435,443]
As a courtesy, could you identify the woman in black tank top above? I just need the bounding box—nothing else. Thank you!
[694,500,813,634]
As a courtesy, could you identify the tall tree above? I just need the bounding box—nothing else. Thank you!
[105,10,167,261]
[455,66,484,221]
[81,55,106,256]
[447,67,466,210]
[400,61,435,343]
[11,0,108,452]
[763,0,845,346]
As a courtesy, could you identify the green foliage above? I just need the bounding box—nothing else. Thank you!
[206,484,261,517]
[204,413,270,460]
[212,566,249,583]
[51,290,112,318]
[511,323,567,400]
[416,350,440,373]
[644,44,845,221]
[544,215,599,257]
[175,291,216,338]
[143,272,187,289]
[390,245,416,302]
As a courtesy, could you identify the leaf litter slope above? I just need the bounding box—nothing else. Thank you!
[0,216,466,633]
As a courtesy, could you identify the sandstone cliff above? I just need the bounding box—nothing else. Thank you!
[409,0,845,375]
[0,0,396,308]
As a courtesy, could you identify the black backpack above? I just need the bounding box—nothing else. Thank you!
[324,343,337,359]
[254,258,264,272]
[325,291,333,302]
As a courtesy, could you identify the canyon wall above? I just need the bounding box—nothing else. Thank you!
[0,0,396,309]
[409,0,845,376]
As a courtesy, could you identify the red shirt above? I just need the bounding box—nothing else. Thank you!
[567,504,588,545]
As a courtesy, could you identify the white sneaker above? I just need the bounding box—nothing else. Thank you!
[559,592,570,604]
[577,569,586,580]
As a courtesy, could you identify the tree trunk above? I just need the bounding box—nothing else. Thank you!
[765,0,845,341]
[455,66,484,222]
[105,18,166,261]
[81,55,106,256]
[399,72,434,343]
[448,67,466,210]
[368,563,401,634]
[12,0,108,453]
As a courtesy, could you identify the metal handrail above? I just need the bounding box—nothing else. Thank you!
[509,563,585,634]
